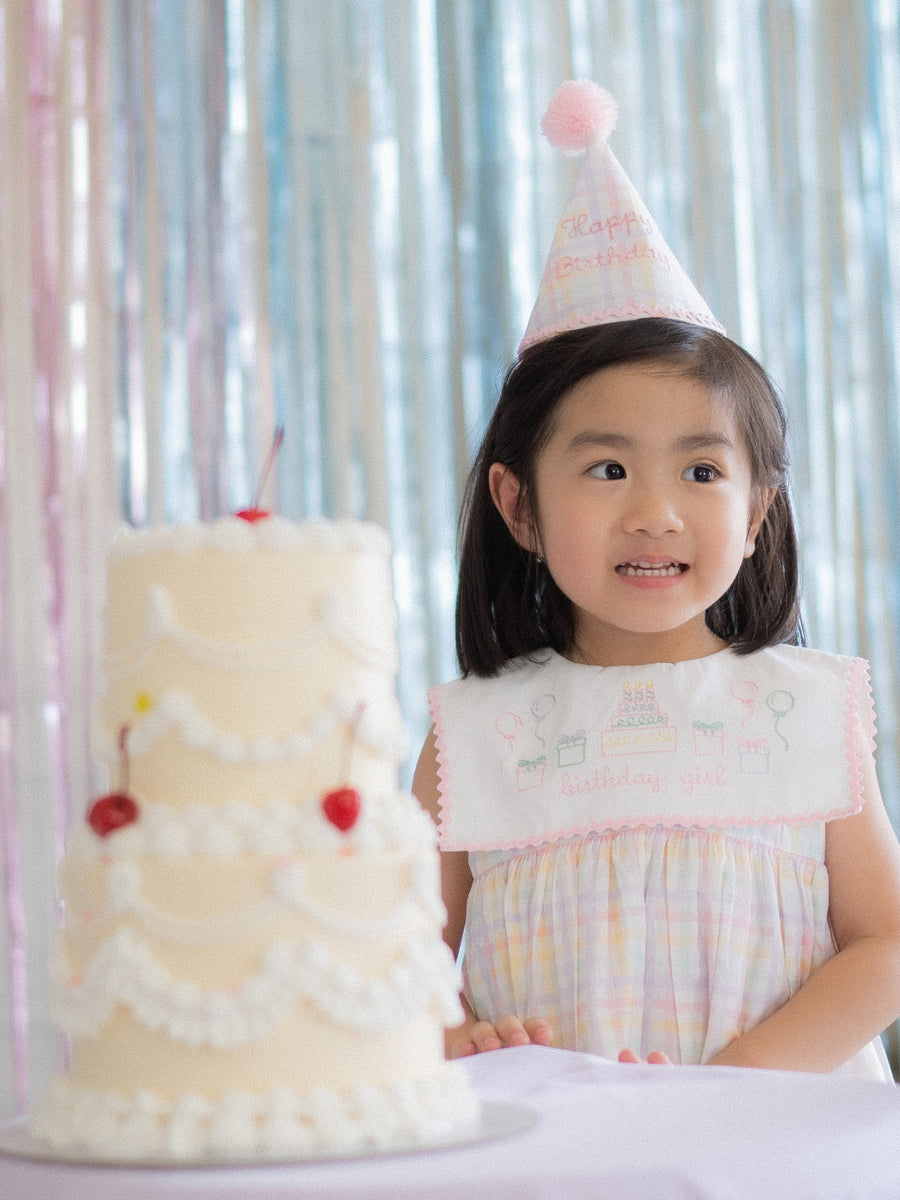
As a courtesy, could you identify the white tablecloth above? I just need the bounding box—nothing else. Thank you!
[3,1046,900,1199]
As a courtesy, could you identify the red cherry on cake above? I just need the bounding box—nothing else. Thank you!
[321,703,366,833]
[322,787,362,832]
[236,428,284,523]
[88,792,140,837]
[87,724,139,837]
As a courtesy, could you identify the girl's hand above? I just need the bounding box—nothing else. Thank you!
[448,1014,553,1059]
[618,1048,673,1065]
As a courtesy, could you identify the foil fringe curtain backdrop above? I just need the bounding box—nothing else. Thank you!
[0,0,898,1114]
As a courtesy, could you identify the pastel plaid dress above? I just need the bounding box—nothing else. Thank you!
[430,647,893,1080]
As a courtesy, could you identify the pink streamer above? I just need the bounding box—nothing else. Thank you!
[0,0,109,1116]
[122,4,148,526]
[0,0,28,1118]
[0,715,28,1114]
[28,0,71,1112]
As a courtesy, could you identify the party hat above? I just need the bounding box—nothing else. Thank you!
[519,81,724,353]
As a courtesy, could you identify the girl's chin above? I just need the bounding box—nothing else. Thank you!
[572,616,724,665]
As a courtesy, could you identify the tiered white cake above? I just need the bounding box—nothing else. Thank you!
[33,516,477,1161]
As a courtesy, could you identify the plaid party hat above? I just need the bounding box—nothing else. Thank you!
[519,81,724,353]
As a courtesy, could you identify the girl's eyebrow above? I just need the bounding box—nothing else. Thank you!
[566,430,736,452]
[675,432,737,452]
[566,431,632,451]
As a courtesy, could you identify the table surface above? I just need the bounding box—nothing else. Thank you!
[3,1045,900,1200]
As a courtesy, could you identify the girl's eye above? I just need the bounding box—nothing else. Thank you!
[684,464,720,483]
[588,461,626,480]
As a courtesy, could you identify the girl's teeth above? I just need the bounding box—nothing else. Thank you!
[618,563,684,577]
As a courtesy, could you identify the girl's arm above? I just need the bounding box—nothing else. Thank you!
[412,728,552,1059]
[709,749,900,1072]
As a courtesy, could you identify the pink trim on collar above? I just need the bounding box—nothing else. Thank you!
[428,685,455,849]
[844,656,876,812]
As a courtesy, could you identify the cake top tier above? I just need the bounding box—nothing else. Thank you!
[111,515,392,557]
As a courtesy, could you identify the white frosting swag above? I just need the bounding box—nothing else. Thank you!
[55,927,460,1045]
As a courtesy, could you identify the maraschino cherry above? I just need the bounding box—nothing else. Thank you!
[87,726,140,837]
[236,426,284,523]
[322,787,362,833]
[321,704,366,833]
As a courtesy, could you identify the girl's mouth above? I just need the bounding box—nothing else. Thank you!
[616,561,686,578]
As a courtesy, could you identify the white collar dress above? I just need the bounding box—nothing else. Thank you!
[429,645,892,1079]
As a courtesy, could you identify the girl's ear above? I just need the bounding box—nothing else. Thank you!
[744,486,777,557]
[488,463,536,552]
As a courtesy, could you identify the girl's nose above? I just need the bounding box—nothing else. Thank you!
[622,487,683,538]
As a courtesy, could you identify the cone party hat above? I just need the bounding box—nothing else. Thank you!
[519,81,724,353]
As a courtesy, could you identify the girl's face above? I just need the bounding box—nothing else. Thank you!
[491,363,771,666]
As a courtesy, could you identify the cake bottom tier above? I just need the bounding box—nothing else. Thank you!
[32,1060,480,1162]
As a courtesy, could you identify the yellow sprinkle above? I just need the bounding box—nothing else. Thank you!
[134,691,154,713]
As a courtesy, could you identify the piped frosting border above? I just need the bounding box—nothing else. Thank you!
[111,515,392,557]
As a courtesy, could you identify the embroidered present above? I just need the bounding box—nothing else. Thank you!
[692,720,725,757]
[557,731,587,767]
[516,756,547,791]
[738,737,769,775]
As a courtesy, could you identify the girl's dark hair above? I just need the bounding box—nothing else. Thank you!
[456,319,802,677]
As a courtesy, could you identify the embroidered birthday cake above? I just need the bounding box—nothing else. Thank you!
[32,516,478,1162]
[600,680,677,755]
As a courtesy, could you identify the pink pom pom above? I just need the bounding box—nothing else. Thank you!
[540,80,618,156]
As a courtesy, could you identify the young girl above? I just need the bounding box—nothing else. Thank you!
[413,318,900,1078]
